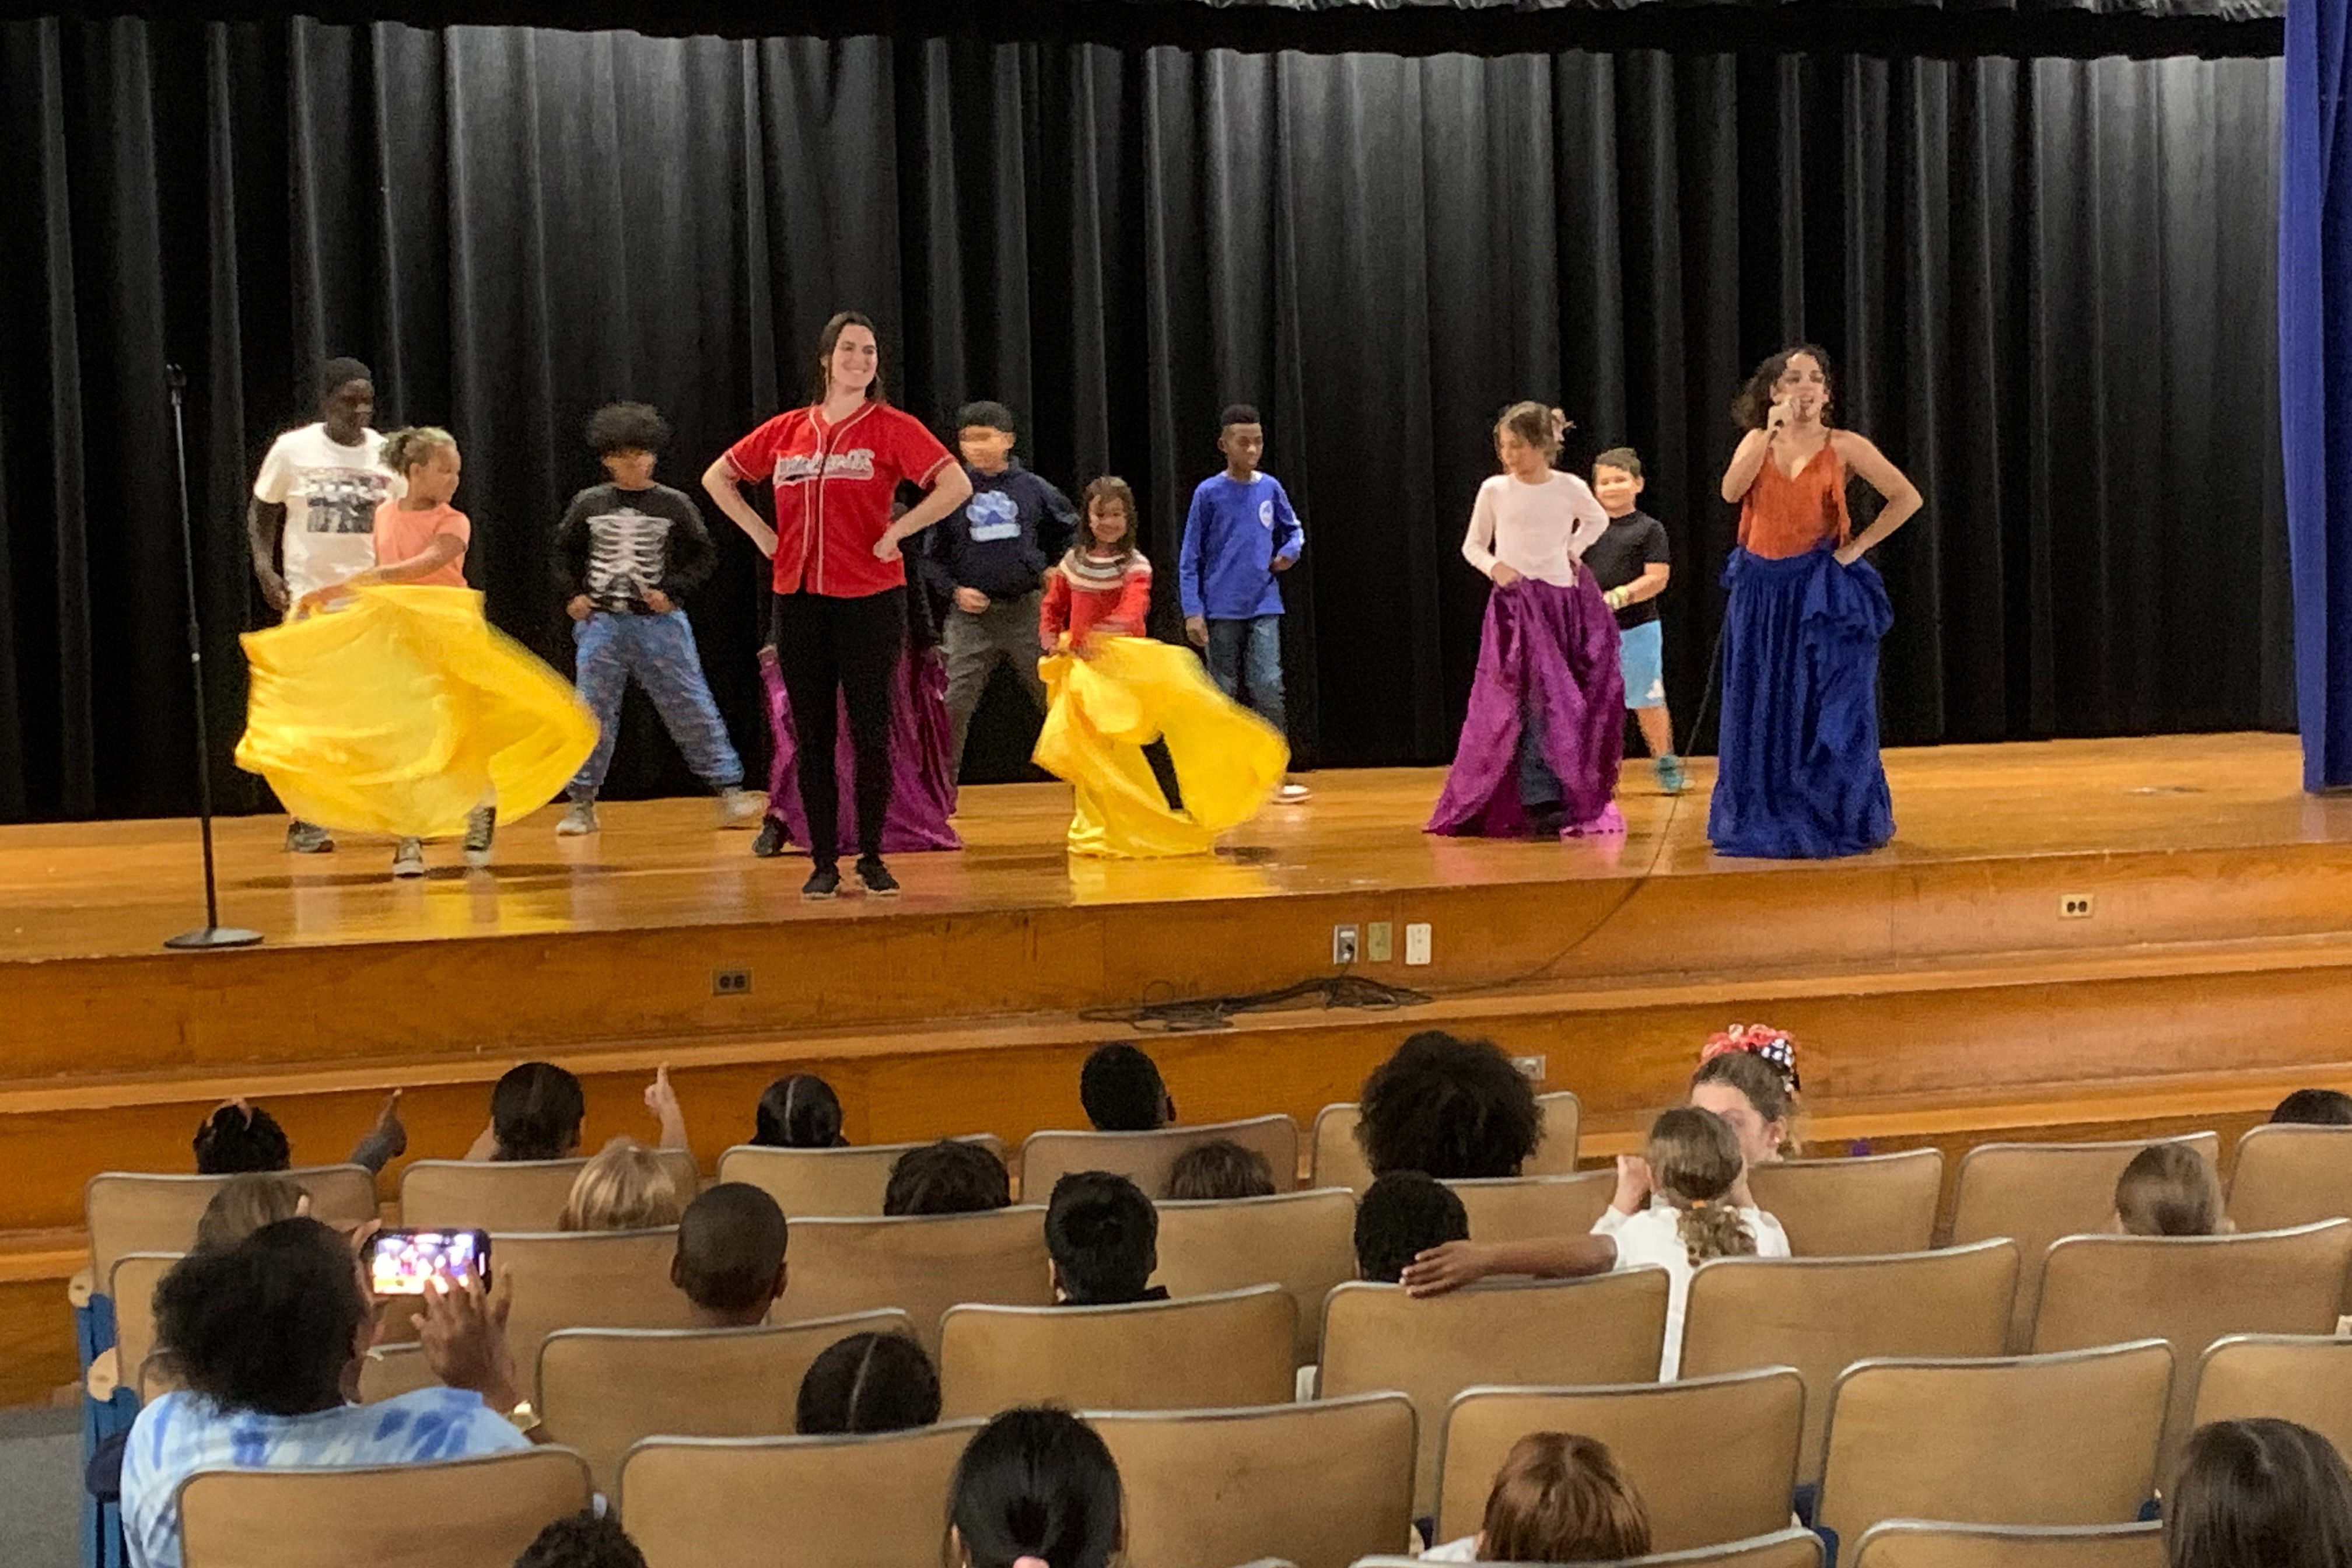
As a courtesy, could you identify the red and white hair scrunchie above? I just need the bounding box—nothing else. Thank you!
[1700,1024,1801,1093]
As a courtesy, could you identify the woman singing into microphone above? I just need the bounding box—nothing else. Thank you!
[1710,345,1922,859]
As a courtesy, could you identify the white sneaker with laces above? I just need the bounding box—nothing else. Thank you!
[555,800,599,836]
[391,840,426,878]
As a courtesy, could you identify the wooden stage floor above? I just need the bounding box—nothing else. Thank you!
[1,731,2339,965]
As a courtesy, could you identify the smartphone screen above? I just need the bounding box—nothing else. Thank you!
[366,1228,491,1297]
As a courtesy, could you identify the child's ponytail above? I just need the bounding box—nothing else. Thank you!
[380,425,455,478]
[1642,1107,1756,1267]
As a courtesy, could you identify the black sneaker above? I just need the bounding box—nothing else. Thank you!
[285,820,335,854]
[855,856,900,898]
[801,864,842,901]
[752,817,788,859]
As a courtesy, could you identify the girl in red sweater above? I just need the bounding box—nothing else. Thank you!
[1040,477,1152,650]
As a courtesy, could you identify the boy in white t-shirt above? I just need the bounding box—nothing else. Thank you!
[246,357,399,855]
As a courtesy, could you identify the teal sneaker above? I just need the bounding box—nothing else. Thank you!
[1656,754,1688,795]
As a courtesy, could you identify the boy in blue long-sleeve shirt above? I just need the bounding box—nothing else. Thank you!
[1180,402,1309,803]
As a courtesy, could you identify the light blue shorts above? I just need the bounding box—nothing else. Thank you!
[1619,619,1667,710]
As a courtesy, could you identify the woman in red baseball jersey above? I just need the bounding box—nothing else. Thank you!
[703,312,974,900]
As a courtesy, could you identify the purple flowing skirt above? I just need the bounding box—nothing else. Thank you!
[1427,572,1626,838]
[1706,546,1895,859]
[760,644,962,854]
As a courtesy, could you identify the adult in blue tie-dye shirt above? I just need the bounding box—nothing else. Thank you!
[123,1217,531,1568]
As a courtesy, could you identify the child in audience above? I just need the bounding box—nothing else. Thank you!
[948,1407,1124,1568]
[1179,404,1309,804]
[884,1139,1013,1216]
[1690,1026,1804,1170]
[194,1174,309,1252]
[123,1219,530,1568]
[194,1091,407,1175]
[795,1331,942,1435]
[671,1182,789,1329]
[1080,1043,1176,1132]
[2166,1418,2352,1568]
[468,1062,585,1161]
[752,1072,848,1147]
[1398,1108,1790,1377]
[514,1513,649,1568]
[1045,1172,1166,1306]
[1166,1139,1276,1200]
[2115,1143,2224,1237]
[558,1139,686,1233]
[2270,1088,2352,1126]
[1356,1031,1543,1180]
[1586,447,1685,795]
[1424,1433,1654,1563]
[1355,1172,1470,1284]
[554,401,760,837]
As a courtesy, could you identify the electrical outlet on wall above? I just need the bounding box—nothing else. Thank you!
[1332,924,1360,964]
[1366,922,1393,963]
[1404,923,1432,966]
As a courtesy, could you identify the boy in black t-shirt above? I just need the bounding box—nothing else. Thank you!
[1587,447,1685,794]
[555,402,761,835]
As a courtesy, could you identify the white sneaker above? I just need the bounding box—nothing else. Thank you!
[391,839,426,878]
[463,806,497,867]
[715,788,767,830]
[555,800,600,836]
[1276,783,1312,804]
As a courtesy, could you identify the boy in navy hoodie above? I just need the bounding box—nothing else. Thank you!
[921,401,1078,779]
[1180,403,1308,802]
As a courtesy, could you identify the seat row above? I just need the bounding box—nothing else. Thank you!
[171,1332,2345,1568]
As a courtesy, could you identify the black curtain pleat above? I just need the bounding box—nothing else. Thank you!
[0,19,2291,821]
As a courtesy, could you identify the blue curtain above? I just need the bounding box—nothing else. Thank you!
[2285,0,2352,789]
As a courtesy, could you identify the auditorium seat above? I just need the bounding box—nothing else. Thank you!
[2226,1123,2352,1232]
[1812,1340,2174,1548]
[177,1446,594,1568]
[87,1252,177,1402]
[1436,1370,1805,1554]
[2187,1333,2352,1461]
[1153,1188,1357,1364]
[1319,1272,1669,1516]
[1349,1527,1824,1568]
[538,1310,917,1488]
[1310,1092,1582,1195]
[1847,1522,2164,1568]
[1020,1115,1299,1199]
[495,1228,701,1392]
[617,1420,985,1568]
[1678,1240,2020,1479]
[1094,1394,1416,1568]
[1445,1171,1615,1245]
[937,1285,1294,1418]
[86,1165,377,1283]
[356,1342,437,1404]
[1746,1149,1944,1256]
[715,1135,1009,1217]
[398,1151,699,1232]
[1946,1133,2220,1348]
[2028,1220,2352,1462]
[778,1206,1053,1353]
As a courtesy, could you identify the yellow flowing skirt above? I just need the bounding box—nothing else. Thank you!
[1034,636,1289,858]
[235,586,597,840]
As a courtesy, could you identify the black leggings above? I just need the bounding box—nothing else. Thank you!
[772,587,905,865]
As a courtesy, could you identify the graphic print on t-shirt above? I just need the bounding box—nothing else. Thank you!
[301,467,391,533]
[966,490,1021,541]
[775,448,877,484]
[586,508,674,608]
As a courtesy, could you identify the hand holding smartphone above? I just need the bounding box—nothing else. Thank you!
[366,1228,491,1297]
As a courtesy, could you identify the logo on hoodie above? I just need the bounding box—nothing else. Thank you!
[966,489,1021,542]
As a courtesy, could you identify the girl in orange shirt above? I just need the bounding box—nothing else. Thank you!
[1710,345,1922,859]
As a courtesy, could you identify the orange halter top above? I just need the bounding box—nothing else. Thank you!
[1739,439,1851,561]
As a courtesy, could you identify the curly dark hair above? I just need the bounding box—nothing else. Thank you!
[1730,344,1836,432]
[1354,1171,1469,1283]
[515,1512,650,1568]
[153,1217,369,1415]
[1354,1031,1542,1180]
[584,402,671,456]
[193,1102,292,1175]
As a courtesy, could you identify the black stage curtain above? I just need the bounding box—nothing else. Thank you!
[0,19,2291,821]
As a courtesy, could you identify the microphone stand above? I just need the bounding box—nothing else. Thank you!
[163,362,262,951]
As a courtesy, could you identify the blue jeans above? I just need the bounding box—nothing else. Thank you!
[570,610,744,797]
[1205,615,1287,737]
